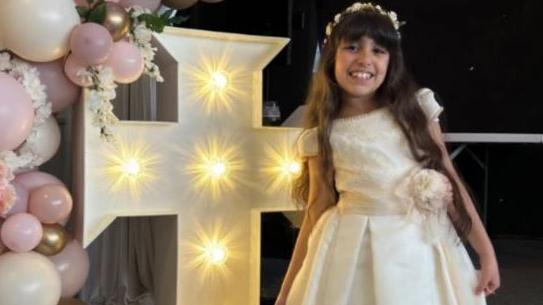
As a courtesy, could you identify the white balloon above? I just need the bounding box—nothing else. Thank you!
[0,0,80,62]
[0,252,61,305]
[28,116,62,166]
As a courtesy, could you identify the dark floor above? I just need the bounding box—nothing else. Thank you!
[488,239,543,305]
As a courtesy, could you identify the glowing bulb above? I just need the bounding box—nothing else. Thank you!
[209,160,227,178]
[285,161,301,175]
[122,158,141,177]
[208,160,226,179]
[204,244,227,265]
[210,72,228,90]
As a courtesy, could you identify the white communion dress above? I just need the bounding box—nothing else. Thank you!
[285,89,486,305]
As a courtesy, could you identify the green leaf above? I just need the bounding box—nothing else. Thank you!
[76,6,90,18]
[88,2,107,24]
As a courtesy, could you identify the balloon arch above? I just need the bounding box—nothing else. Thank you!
[0,0,223,304]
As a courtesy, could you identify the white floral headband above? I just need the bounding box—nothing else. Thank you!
[324,2,404,41]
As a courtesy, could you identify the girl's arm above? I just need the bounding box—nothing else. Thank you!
[275,156,335,305]
[428,121,500,296]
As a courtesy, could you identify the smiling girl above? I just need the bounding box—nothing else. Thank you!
[275,3,500,305]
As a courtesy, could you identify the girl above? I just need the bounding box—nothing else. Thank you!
[275,2,500,305]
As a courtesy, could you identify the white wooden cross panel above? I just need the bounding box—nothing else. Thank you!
[73,27,302,305]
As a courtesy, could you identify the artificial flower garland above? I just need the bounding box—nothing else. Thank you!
[0,51,52,214]
[78,5,166,140]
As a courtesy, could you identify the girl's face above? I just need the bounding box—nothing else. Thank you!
[334,36,390,104]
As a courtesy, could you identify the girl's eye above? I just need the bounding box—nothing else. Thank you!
[373,47,387,54]
[344,44,358,51]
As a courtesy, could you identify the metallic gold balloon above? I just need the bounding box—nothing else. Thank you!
[34,223,67,256]
[103,3,131,41]
[58,298,87,305]
[162,0,198,10]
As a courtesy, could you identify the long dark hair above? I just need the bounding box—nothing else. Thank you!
[292,7,472,239]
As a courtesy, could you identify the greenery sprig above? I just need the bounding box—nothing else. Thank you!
[134,9,187,33]
[76,0,187,33]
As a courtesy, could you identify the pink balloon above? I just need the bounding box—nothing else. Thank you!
[49,239,90,297]
[106,40,144,83]
[70,23,113,66]
[14,171,64,192]
[0,213,43,252]
[33,59,81,113]
[3,181,29,216]
[119,0,161,11]
[28,184,73,224]
[73,0,89,7]
[0,72,35,152]
[64,54,92,87]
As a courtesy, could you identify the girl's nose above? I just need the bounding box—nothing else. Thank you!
[356,47,372,65]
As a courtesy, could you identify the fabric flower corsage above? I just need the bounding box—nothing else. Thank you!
[0,161,16,216]
[396,168,453,243]
[407,168,452,214]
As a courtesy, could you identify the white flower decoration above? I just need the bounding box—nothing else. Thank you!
[395,168,453,244]
[407,169,451,214]
[324,2,403,41]
[0,51,52,172]
[127,6,164,82]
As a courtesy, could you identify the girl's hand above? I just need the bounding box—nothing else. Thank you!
[475,255,500,296]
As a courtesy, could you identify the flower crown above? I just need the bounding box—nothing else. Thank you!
[325,2,404,39]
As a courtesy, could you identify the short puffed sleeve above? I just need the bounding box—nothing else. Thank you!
[416,88,443,122]
[297,128,318,158]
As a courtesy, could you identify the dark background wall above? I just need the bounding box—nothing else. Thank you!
[183,0,543,133]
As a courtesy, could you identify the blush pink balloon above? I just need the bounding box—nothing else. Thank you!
[0,213,43,252]
[73,0,89,7]
[0,72,35,152]
[28,184,73,224]
[106,40,144,84]
[64,54,92,87]
[119,0,161,11]
[70,23,113,66]
[33,59,81,113]
[3,181,29,217]
[49,239,90,297]
[14,171,64,192]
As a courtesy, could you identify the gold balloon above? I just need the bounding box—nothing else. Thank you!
[58,298,87,305]
[162,0,198,10]
[103,3,131,41]
[34,223,67,256]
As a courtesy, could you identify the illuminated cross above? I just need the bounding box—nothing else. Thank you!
[73,27,302,305]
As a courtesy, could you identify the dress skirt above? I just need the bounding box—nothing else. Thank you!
[285,207,487,305]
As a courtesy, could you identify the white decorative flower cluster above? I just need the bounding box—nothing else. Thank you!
[83,65,119,141]
[407,168,451,214]
[0,51,52,172]
[325,2,403,38]
[128,6,164,82]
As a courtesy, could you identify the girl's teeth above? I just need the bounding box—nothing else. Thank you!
[351,72,372,79]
